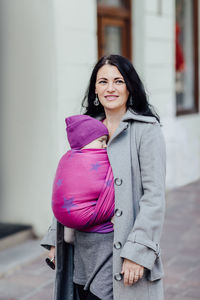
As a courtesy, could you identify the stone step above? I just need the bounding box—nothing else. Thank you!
[0,238,46,278]
[0,228,35,251]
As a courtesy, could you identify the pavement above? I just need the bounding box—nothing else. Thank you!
[0,240,45,278]
[0,179,199,300]
[161,179,200,300]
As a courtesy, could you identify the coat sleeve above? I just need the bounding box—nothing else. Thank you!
[120,123,166,270]
[40,216,57,250]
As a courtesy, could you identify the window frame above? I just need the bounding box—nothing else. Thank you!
[97,0,132,60]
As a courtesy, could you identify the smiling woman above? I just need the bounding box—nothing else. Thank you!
[78,55,165,300]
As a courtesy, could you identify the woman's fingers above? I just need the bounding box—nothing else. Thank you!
[139,267,144,279]
[121,259,144,286]
[49,246,56,262]
[128,271,135,285]
[123,269,130,286]
[133,272,140,283]
[45,246,56,270]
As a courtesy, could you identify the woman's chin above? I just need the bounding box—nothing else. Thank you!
[103,102,126,112]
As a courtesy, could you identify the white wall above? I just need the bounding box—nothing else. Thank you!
[1,0,58,236]
[0,0,97,236]
[133,0,200,189]
[53,0,97,153]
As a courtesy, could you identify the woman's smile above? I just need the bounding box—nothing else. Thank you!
[105,95,119,101]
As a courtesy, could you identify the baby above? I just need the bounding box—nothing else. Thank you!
[52,115,115,234]
[66,114,108,149]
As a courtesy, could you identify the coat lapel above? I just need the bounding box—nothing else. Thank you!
[107,109,157,146]
[107,122,129,147]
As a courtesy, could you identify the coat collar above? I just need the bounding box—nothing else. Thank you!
[96,108,157,124]
[96,108,158,146]
[121,108,158,124]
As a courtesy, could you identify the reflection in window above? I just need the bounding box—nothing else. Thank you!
[175,0,198,114]
[104,26,122,55]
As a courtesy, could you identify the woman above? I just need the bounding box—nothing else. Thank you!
[41,54,166,300]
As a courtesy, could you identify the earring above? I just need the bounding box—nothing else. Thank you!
[129,96,134,106]
[94,94,100,106]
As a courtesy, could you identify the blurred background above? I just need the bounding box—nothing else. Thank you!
[0,0,199,266]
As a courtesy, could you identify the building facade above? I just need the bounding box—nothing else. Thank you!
[0,0,199,235]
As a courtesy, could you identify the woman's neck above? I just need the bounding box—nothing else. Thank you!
[103,107,127,138]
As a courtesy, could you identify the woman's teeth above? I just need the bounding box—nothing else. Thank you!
[106,96,118,101]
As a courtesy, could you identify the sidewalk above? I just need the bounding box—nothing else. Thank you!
[162,179,200,300]
[0,180,199,300]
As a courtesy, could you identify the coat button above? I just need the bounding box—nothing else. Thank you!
[114,273,123,281]
[114,242,122,249]
[114,178,123,186]
[115,209,122,217]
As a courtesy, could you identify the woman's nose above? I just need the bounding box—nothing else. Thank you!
[107,82,115,92]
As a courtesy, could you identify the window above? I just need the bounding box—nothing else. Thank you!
[97,0,132,60]
[175,0,199,116]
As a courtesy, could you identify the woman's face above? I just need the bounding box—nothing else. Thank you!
[95,64,129,113]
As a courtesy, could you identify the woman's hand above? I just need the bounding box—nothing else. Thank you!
[121,258,144,286]
[49,246,56,264]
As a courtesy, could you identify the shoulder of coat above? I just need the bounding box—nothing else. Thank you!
[122,108,159,125]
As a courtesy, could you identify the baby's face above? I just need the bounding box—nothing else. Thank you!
[82,135,108,149]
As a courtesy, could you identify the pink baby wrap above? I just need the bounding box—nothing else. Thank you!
[52,148,115,233]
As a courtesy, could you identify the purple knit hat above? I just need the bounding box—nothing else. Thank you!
[65,115,109,150]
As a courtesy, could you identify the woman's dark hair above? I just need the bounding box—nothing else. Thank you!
[81,54,160,123]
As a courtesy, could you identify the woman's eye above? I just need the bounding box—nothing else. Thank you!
[115,80,124,85]
[97,79,124,85]
[98,80,107,84]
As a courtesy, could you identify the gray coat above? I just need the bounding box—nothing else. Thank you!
[41,108,166,300]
